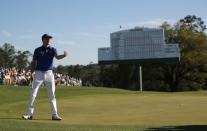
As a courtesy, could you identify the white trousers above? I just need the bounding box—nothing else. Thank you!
[27,70,58,116]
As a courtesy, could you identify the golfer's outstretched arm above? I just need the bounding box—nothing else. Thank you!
[55,51,68,60]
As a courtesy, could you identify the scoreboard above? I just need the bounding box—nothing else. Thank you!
[98,27,180,64]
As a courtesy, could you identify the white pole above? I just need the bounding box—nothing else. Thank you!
[139,65,143,92]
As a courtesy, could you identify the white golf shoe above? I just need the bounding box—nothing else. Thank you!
[52,115,62,120]
[22,114,33,120]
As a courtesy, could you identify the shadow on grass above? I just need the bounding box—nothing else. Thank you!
[0,117,22,120]
[0,117,51,121]
[147,125,207,131]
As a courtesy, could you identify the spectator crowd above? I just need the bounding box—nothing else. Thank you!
[0,67,82,87]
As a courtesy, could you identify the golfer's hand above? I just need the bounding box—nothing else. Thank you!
[64,51,68,57]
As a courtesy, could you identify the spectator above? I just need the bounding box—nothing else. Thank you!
[0,67,82,87]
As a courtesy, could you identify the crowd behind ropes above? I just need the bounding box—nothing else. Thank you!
[0,67,82,87]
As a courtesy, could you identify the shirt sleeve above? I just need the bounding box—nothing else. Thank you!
[33,49,38,61]
[53,48,58,56]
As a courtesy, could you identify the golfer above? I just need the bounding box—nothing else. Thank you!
[22,34,68,120]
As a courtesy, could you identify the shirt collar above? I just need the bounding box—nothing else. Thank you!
[41,45,51,49]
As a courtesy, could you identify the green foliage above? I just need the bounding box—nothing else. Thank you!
[159,15,207,91]
[1,43,16,67]
[0,43,31,69]
[179,15,207,33]
[15,51,32,69]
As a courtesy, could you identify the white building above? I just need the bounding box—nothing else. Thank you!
[98,27,180,64]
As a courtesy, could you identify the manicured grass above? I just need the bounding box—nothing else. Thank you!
[0,85,207,131]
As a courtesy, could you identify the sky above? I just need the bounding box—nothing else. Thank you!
[0,0,206,66]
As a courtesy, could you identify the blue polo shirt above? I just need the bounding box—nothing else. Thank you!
[33,45,57,71]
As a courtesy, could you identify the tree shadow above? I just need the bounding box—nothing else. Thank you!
[147,125,207,131]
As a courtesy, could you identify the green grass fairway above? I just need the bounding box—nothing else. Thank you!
[0,86,207,131]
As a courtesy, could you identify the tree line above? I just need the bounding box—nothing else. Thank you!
[0,43,31,69]
[1,15,207,92]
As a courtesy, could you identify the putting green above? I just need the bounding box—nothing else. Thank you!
[0,86,207,131]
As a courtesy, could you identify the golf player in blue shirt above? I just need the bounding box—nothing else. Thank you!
[22,34,68,120]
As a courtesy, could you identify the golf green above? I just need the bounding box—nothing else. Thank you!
[0,85,207,131]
